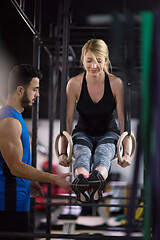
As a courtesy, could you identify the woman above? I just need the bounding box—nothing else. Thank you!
[59,39,131,202]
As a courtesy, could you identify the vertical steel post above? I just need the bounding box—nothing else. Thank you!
[53,1,63,118]
[32,0,41,167]
[45,47,54,239]
[45,1,63,237]
[30,0,41,235]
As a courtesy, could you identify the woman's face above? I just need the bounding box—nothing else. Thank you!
[83,50,106,75]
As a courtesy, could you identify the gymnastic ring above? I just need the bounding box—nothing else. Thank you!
[117,131,136,163]
[55,131,73,163]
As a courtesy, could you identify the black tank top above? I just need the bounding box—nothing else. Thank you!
[72,72,120,137]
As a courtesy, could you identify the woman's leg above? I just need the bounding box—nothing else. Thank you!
[94,142,116,179]
[93,132,119,177]
[72,132,93,202]
[89,132,118,201]
[73,144,92,177]
[72,132,93,176]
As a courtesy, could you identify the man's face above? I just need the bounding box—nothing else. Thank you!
[21,77,39,108]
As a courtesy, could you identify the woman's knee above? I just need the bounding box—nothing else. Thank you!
[73,144,92,159]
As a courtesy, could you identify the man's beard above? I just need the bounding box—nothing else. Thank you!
[21,90,31,108]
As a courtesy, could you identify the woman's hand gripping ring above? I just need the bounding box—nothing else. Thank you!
[55,131,73,164]
[117,131,136,164]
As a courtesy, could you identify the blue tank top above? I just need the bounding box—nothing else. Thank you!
[0,106,31,212]
[72,72,120,136]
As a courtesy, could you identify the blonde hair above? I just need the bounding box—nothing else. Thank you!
[81,39,112,73]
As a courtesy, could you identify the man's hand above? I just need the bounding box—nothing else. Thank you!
[117,153,131,168]
[59,154,72,167]
[30,181,44,198]
[54,172,72,191]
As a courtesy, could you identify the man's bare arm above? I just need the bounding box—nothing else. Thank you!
[0,118,72,190]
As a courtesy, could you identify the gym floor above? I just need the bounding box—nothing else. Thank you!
[34,205,143,239]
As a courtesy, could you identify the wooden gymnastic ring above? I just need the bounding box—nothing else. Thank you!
[117,131,136,163]
[55,131,73,163]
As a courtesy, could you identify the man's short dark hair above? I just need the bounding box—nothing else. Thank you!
[8,64,43,94]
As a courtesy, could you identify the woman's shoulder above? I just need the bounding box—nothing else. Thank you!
[67,72,85,88]
[107,73,124,97]
[107,73,123,84]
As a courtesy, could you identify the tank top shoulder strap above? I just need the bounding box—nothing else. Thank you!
[104,71,109,85]
[82,71,87,87]
[78,72,87,102]
[104,72,115,101]
[103,72,109,96]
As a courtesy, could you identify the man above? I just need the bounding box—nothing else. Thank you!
[0,64,72,239]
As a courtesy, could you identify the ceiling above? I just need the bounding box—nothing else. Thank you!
[0,0,159,119]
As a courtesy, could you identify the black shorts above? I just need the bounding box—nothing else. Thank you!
[0,211,30,240]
